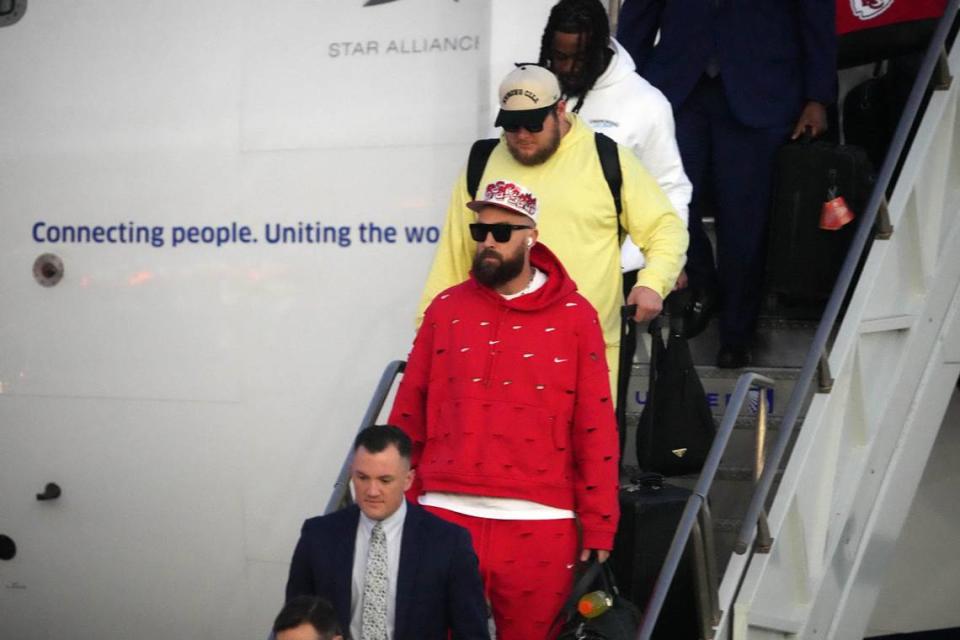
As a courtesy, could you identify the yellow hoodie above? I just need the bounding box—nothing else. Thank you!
[418,113,688,388]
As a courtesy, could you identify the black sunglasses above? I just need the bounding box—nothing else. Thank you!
[502,120,546,134]
[469,222,533,243]
[500,103,555,134]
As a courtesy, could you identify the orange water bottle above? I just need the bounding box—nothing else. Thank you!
[577,590,613,618]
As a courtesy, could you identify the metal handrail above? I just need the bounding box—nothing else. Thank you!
[698,502,722,625]
[323,360,406,515]
[734,0,960,556]
[637,373,776,640]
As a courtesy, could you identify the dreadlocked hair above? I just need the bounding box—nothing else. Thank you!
[538,0,611,113]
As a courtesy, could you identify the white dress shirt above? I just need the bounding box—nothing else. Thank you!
[350,500,407,640]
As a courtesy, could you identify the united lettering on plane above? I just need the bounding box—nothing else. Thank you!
[634,386,776,414]
[850,0,894,20]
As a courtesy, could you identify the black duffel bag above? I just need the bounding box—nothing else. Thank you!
[552,559,640,640]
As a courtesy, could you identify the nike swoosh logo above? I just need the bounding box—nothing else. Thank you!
[554,357,568,363]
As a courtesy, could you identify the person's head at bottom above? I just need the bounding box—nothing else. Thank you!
[352,424,415,521]
[273,595,343,640]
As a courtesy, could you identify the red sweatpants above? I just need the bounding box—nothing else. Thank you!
[423,505,578,640]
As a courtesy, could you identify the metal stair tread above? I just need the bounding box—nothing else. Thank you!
[621,414,791,431]
[630,363,802,378]
[619,465,784,483]
[712,517,745,533]
[716,466,785,482]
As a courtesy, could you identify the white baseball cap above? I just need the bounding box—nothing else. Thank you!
[494,64,562,130]
[467,180,538,223]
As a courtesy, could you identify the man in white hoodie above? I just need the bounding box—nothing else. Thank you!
[539,0,697,415]
[539,0,692,277]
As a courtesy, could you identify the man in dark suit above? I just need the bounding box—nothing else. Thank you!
[285,425,490,640]
[618,0,837,367]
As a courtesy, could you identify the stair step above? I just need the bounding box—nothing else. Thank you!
[623,414,792,433]
[621,426,780,469]
[628,316,819,369]
[715,466,783,482]
[713,517,744,533]
[618,466,783,489]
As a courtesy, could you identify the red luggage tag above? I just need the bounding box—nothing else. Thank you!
[820,174,855,231]
[820,196,855,230]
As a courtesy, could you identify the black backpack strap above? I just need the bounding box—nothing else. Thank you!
[594,131,623,216]
[466,138,500,199]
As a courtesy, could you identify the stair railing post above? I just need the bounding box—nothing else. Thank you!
[698,502,722,625]
[874,197,895,240]
[691,519,716,640]
[753,386,774,553]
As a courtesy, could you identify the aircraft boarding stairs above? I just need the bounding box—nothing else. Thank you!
[626,5,960,638]
[326,5,960,637]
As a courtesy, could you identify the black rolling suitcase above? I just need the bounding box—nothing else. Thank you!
[766,138,874,302]
[608,473,700,639]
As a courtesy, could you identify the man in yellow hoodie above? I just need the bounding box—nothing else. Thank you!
[419,64,688,389]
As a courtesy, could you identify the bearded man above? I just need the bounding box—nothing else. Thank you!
[417,64,687,397]
[390,181,620,640]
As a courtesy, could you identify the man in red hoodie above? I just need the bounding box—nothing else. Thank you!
[389,180,620,640]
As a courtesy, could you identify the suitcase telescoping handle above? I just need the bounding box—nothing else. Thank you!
[622,304,665,333]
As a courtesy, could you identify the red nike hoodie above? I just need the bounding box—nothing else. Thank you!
[389,243,620,550]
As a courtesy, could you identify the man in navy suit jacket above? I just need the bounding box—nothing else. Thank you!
[285,425,489,640]
[618,0,837,367]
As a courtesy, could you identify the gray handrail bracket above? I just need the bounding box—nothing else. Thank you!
[734,511,774,556]
[755,511,773,554]
[875,197,894,240]
[935,45,953,90]
[817,350,834,393]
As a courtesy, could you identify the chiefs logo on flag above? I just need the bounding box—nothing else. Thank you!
[850,0,895,20]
